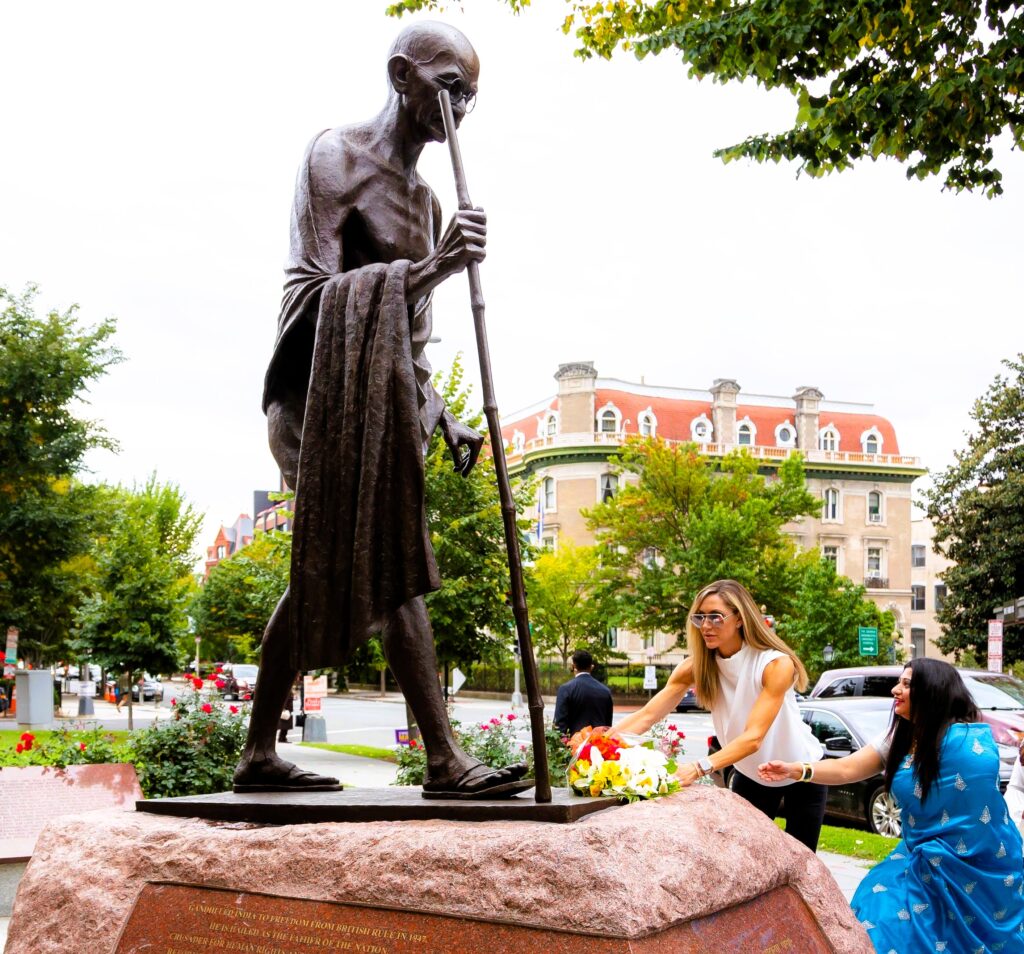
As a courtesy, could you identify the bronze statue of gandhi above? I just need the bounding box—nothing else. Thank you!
[233,21,530,799]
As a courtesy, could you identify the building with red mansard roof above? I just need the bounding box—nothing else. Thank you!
[501,362,927,664]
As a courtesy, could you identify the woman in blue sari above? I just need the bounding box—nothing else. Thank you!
[759,659,1023,953]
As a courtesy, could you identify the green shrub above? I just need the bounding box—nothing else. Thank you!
[127,691,247,798]
[393,713,572,789]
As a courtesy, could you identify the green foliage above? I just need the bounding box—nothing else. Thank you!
[74,478,202,683]
[0,286,121,663]
[803,822,899,863]
[586,439,818,642]
[776,558,898,682]
[924,355,1024,664]
[0,724,127,768]
[189,531,290,663]
[388,1,1024,196]
[128,691,248,798]
[424,357,534,668]
[527,543,619,667]
[393,712,570,788]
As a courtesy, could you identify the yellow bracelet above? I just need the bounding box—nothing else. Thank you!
[799,762,814,782]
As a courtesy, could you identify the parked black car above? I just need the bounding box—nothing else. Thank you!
[674,687,704,713]
[709,697,904,837]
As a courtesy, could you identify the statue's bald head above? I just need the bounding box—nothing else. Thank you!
[388,21,479,76]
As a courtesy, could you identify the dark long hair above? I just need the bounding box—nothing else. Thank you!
[884,658,980,804]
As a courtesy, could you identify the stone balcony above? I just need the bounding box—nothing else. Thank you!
[504,431,922,471]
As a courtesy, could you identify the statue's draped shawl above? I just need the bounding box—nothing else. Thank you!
[288,260,441,669]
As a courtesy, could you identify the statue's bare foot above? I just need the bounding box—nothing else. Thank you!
[233,754,342,793]
[422,760,532,800]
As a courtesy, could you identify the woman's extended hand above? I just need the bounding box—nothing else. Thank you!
[676,763,701,787]
[758,760,801,783]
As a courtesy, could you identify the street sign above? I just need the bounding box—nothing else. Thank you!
[449,667,467,696]
[988,620,1004,672]
[5,627,18,665]
[395,728,411,746]
[643,665,658,690]
[303,675,328,698]
[303,695,322,712]
[858,627,879,656]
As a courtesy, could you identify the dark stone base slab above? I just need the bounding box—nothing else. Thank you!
[135,785,620,824]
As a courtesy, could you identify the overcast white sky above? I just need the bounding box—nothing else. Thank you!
[2,0,1021,555]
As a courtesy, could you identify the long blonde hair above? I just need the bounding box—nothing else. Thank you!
[687,579,808,709]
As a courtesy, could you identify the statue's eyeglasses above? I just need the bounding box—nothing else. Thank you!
[689,612,738,629]
[411,62,477,113]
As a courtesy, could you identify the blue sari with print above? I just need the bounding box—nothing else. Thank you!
[852,723,1024,953]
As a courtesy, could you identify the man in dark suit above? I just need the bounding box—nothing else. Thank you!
[554,650,614,735]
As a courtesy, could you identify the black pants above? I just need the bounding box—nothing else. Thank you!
[730,770,828,852]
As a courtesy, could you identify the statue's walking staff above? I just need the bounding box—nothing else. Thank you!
[438,89,552,803]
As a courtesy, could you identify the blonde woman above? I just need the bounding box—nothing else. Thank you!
[615,579,826,850]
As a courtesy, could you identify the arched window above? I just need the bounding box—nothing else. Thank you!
[775,421,796,447]
[638,408,657,438]
[540,411,559,438]
[543,477,556,511]
[595,403,621,435]
[600,473,618,503]
[818,425,840,452]
[867,490,883,523]
[737,418,756,446]
[823,488,840,521]
[691,415,713,444]
[861,427,883,455]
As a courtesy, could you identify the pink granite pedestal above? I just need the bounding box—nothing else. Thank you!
[5,785,872,953]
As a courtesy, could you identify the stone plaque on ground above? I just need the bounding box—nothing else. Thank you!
[115,882,831,953]
[0,764,142,859]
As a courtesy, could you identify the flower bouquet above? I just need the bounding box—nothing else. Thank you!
[566,726,681,802]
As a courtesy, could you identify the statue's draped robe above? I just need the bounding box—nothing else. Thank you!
[264,130,444,670]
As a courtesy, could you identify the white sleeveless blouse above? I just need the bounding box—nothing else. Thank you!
[711,644,822,787]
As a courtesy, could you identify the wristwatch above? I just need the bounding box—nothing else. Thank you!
[696,756,714,777]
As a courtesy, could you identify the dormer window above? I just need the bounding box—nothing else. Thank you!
[638,408,657,438]
[542,412,558,438]
[511,430,525,453]
[861,427,883,455]
[737,417,756,446]
[691,415,713,444]
[595,402,622,435]
[818,425,840,452]
[775,421,796,448]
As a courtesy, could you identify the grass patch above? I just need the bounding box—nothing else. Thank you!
[300,742,397,763]
[0,727,130,746]
[775,819,898,862]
